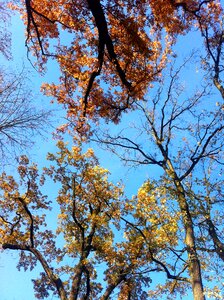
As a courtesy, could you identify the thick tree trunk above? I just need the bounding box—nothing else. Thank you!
[165,163,205,300]
[176,188,205,300]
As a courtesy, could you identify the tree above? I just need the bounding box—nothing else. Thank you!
[1,1,223,299]
[0,1,11,60]
[0,107,223,299]
[0,67,53,165]
[92,57,223,299]
[0,141,162,300]
[0,68,53,166]
[0,3,53,166]
[12,0,223,131]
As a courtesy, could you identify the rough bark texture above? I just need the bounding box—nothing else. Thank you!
[165,163,205,300]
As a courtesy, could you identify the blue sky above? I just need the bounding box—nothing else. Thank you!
[0,5,223,300]
[0,12,152,300]
[0,13,54,300]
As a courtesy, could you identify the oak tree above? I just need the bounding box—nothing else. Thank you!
[93,57,223,299]
[12,0,223,132]
[1,1,223,300]
[0,141,164,300]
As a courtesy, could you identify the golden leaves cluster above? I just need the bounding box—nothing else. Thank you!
[0,141,183,297]
[135,181,180,247]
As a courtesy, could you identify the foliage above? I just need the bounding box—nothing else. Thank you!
[11,0,224,134]
[0,1,224,300]
[0,142,163,299]
[0,136,223,299]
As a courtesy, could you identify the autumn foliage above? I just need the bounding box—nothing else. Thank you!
[0,142,177,299]
[9,0,223,131]
[0,1,224,300]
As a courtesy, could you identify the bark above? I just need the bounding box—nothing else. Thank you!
[175,182,205,300]
[100,273,126,300]
[213,77,224,99]
[165,163,205,300]
[206,217,224,261]
[151,117,205,299]
[70,263,84,300]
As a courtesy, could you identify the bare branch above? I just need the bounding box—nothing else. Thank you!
[0,67,53,165]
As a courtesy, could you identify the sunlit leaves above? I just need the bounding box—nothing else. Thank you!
[0,140,183,298]
[134,180,180,248]
[0,132,223,299]
[9,0,217,132]
[1,2,224,298]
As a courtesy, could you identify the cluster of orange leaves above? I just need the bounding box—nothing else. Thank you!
[7,0,222,133]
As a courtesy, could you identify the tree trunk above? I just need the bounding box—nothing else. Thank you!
[165,163,205,300]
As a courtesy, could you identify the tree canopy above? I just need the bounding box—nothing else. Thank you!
[0,1,223,300]
[11,0,224,130]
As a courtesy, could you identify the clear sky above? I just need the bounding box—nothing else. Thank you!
[0,5,223,300]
